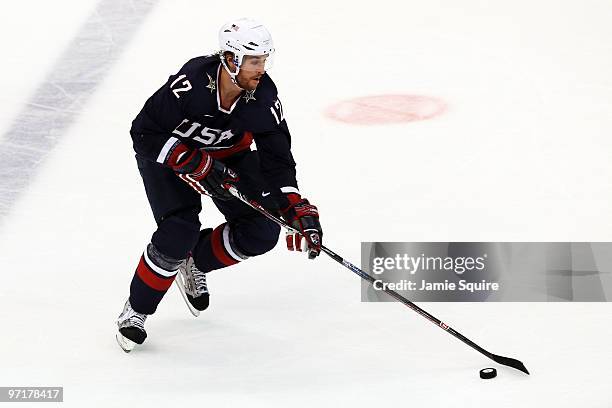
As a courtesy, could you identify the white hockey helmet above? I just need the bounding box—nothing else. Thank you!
[218,18,275,86]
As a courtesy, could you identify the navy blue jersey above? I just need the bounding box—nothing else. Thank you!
[131,54,299,198]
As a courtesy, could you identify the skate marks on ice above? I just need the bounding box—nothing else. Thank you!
[0,0,158,225]
[325,94,447,125]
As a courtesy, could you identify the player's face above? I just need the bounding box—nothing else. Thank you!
[236,55,267,91]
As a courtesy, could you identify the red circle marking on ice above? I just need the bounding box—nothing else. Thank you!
[325,94,446,125]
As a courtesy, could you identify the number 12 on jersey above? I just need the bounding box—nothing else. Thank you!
[270,99,284,125]
[170,74,192,98]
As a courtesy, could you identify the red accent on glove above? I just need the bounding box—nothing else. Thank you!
[169,147,213,179]
[177,173,208,195]
[286,234,295,251]
[285,193,302,207]
[281,196,322,259]
[166,143,188,167]
[187,154,212,180]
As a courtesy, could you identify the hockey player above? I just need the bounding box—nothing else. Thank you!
[116,18,323,352]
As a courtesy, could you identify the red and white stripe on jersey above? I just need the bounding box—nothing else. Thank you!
[208,131,254,160]
[210,223,248,266]
[136,251,179,291]
[280,186,300,195]
[156,131,253,166]
[156,137,181,164]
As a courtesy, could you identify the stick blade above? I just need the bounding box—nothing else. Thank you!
[490,353,530,374]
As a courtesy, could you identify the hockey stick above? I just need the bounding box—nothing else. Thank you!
[226,185,530,375]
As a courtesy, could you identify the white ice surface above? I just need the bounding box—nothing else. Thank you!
[1,0,611,406]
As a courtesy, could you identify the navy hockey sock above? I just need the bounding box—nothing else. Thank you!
[192,218,280,273]
[192,223,247,272]
[129,243,183,314]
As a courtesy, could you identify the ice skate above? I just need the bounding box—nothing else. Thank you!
[116,299,148,353]
[175,256,209,317]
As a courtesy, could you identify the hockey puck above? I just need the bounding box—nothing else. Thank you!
[479,368,497,379]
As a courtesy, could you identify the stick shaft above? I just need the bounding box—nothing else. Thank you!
[318,245,491,357]
[226,186,520,370]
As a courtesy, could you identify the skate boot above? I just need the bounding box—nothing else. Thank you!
[175,256,209,316]
[116,299,148,353]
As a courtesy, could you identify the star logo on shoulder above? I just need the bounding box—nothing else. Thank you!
[205,73,216,93]
[243,90,256,103]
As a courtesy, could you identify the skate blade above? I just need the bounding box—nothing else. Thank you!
[174,274,201,317]
[116,332,137,353]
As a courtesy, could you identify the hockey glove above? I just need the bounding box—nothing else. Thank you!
[169,146,238,200]
[281,195,323,259]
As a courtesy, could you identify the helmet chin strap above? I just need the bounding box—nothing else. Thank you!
[220,55,245,90]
